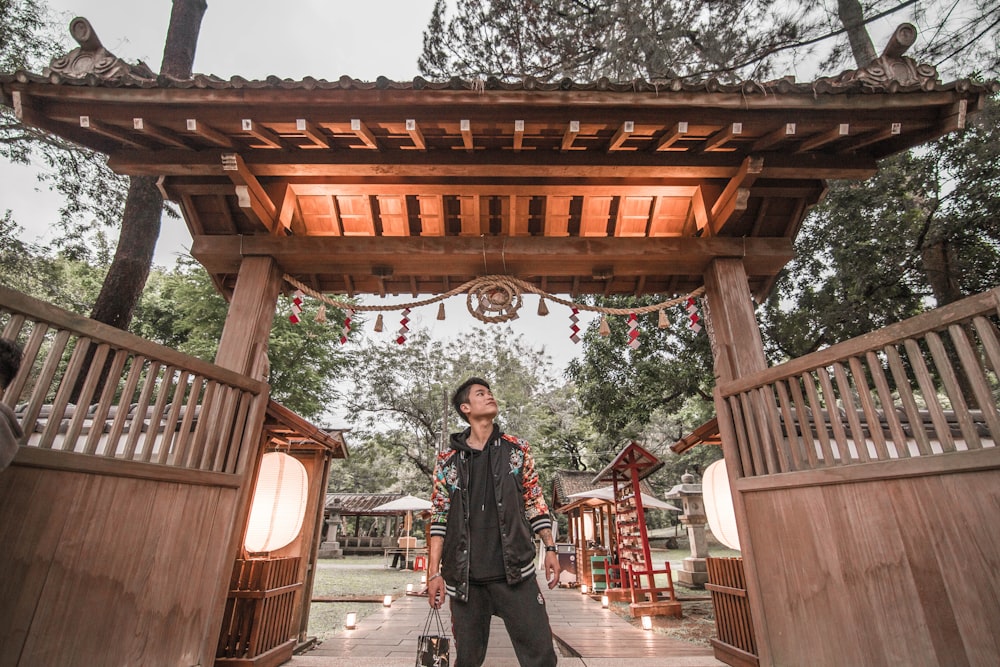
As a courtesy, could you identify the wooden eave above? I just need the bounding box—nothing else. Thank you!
[2,72,990,301]
[593,441,665,483]
[670,417,722,454]
[264,399,348,458]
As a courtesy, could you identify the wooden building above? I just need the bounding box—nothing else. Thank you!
[1,17,998,666]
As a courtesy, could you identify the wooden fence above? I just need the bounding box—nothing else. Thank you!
[718,288,1000,478]
[706,557,757,667]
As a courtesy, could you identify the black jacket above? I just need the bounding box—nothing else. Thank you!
[430,425,552,602]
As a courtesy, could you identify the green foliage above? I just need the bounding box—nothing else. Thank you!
[762,94,1000,361]
[567,298,715,459]
[337,326,584,493]
[133,258,352,421]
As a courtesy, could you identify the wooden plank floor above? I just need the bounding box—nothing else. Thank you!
[290,575,725,666]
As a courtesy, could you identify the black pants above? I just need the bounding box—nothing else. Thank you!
[449,576,557,667]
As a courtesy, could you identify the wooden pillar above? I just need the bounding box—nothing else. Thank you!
[204,255,284,664]
[214,255,283,378]
[702,257,772,666]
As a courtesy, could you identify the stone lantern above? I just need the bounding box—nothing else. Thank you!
[664,471,709,588]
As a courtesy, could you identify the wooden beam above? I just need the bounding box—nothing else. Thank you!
[654,122,689,151]
[192,234,795,280]
[349,118,379,149]
[513,119,525,152]
[404,119,426,151]
[241,118,284,149]
[710,156,764,234]
[79,116,154,149]
[276,183,298,235]
[703,123,743,152]
[295,118,330,148]
[222,153,279,232]
[561,121,581,151]
[133,118,192,149]
[751,123,796,152]
[837,123,902,153]
[185,118,234,148]
[797,123,850,152]
[607,121,635,151]
[288,183,703,198]
[459,119,474,152]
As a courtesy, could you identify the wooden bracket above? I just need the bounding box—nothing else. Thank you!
[403,118,426,151]
[185,118,234,148]
[349,118,379,149]
[655,122,689,151]
[222,153,280,234]
[296,118,330,148]
[241,119,283,149]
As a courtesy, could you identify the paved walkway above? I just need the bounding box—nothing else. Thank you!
[290,575,725,667]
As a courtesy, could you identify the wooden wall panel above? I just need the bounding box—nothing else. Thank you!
[0,460,239,666]
[741,464,1000,667]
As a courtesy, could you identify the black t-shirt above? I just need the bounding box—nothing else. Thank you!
[467,446,506,583]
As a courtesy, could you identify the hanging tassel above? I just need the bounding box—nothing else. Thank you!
[374,314,384,332]
[314,303,327,324]
[437,302,446,320]
[569,307,580,343]
[658,309,670,329]
[598,315,611,337]
[537,297,549,316]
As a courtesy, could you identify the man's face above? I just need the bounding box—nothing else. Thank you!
[462,384,498,421]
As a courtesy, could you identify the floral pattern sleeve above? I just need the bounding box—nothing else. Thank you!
[429,450,452,539]
[504,435,552,534]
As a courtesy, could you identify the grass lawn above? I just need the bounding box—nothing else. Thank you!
[308,556,427,642]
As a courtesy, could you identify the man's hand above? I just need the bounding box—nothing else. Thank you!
[427,575,446,609]
[543,550,560,589]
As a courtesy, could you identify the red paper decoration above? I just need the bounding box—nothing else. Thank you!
[340,308,354,345]
[569,307,580,343]
[686,297,702,333]
[289,290,303,324]
[627,312,640,349]
[396,308,411,344]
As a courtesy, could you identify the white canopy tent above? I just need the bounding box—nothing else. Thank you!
[567,486,682,511]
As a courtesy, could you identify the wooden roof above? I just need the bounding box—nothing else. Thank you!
[593,441,665,483]
[324,492,404,515]
[551,468,657,512]
[264,400,348,458]
[3,21,994,302]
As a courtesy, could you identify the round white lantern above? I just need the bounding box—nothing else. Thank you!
[702,459,741,551]
[244,452,309,553]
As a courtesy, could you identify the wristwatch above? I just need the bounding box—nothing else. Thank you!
[544,545,557,553]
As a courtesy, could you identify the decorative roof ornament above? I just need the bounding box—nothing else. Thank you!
[831,23,938,91]
[45,17,155,81]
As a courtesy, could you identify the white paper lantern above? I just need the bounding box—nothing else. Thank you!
[702,459,740,551]
[244,452,309,553]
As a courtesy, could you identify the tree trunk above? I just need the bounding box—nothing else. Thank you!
[87,0,206,332]
[838,0,877,67]
[75,1,206,400]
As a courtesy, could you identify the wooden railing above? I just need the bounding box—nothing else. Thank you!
[1,286,267,476]
[706,557,758,667]
[717,288,1000,478]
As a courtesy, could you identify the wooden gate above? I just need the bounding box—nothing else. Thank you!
[706,557,758,667]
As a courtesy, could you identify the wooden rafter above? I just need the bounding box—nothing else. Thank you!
[240,118,283,149]
[221,152,279,233]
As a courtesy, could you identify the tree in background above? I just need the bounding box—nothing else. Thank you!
[337,326,588,494]
[134,258,351,421]
[420,0,806,82]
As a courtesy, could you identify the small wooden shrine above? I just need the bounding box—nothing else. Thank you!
[593,442,680,617]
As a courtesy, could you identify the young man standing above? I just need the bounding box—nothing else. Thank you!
[427,377,560,666]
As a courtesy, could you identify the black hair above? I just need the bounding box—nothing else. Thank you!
[451,376,491,423]
[0,338,23,389]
